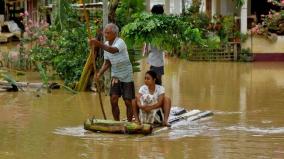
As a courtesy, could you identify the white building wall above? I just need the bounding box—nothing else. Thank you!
[170,0,182,14]
[148,0,250,16]
[220,0,240,16]
[212,0,217,18]
[149,0,167,13]
[150,0,165,7]
[149,0,184,15]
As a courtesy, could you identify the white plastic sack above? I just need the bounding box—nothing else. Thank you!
[5,20,21,32]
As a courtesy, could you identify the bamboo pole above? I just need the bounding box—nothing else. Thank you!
[75,0,94,91]
[76,0,107,119]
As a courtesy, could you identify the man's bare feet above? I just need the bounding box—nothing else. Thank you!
[163,122,171,127]
[133,118,141,125]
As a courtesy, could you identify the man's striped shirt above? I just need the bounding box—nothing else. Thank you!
[104,37,133,82]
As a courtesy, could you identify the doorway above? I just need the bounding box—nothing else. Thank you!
[251,0,281,23]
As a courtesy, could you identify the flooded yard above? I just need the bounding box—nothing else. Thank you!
[1,45,284,158]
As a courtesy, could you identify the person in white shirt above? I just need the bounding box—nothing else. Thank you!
[146,4,165,85]
[133,70,171,126]
[90,23,135,122]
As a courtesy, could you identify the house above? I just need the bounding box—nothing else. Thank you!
[146,0,284,61]
[0,0,43,42]
[0,0,43,22]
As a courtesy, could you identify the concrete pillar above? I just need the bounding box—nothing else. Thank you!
[24,0,27,11]
[200,0,206,13]
[146,0,150,12]
[173,0,181,14]
[220,0,227,15]
[164,0,170,14]
[240,0,248,33]
[211,0,216,19]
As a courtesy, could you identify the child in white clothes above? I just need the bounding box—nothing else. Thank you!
[133,70,171,126]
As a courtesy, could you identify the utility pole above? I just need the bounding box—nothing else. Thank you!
[103,0,108,27]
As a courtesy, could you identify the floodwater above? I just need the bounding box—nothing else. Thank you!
[1,44,284,158]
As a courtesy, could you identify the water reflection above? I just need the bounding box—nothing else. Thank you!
[1,52,284,158]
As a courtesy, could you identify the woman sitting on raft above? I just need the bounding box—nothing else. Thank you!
[133,70,171,126]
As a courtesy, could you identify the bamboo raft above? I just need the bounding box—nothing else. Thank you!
[84,119,153,135]
[84,107,214,135]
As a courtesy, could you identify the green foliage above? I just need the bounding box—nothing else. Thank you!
[206,34,221,48]
[262,10,284,34]
[269,0,284,6]
[30,1,92,86]
[53,0,81,31]
[221,16,235,42]
[121,13,205,56]
[37,59,78,94]
[36,62,51,93]
[233,0,244,9]
[1,73,17,86]
[116,0,145,29]
[185,0,201,15]
[239,48,253,62]
[58,83,78,94]
[251,1,283,38]
[239,32,248,42]
[183,12,210,33]
[184,28,205,45]
[30,0,147,86]
[31,25,89,86]
[0,73,24,91]
[183,5,221,48]
[183,0,210,33]
[18,40,29,70]
[128,49,142,72]
[115,0,146,73]
[37,63,49,87]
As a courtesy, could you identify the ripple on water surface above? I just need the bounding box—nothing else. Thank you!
[225,125,284,134]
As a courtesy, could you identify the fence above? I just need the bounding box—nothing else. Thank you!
[188,42,241,61]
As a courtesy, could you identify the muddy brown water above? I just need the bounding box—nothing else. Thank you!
[1,44,284,158]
